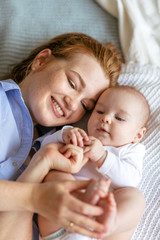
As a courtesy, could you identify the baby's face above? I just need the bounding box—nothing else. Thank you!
[87,88,144,147]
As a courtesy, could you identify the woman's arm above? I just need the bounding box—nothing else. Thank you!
[0,143,105,240]
[0,180,34,240]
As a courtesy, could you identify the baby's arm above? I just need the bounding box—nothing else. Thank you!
[97,144,145,188]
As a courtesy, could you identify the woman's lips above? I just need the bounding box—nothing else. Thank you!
[51,96,65,118]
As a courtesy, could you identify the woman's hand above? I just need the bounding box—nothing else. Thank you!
[19,142,85,183]
[18,143,105,238]
[59,143,88,173]
[33,179,105,239]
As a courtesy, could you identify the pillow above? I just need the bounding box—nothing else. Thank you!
[0,0,121,80]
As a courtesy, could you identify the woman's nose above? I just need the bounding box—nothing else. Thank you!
[101,114,111,124]
[64,95,80,111]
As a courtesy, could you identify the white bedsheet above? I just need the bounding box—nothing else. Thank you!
[95,0,160,67]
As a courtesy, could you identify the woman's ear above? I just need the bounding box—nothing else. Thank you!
[31,49,52,70]
[132,127,146,143]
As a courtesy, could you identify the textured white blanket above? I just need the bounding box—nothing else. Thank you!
[118,62,160,240]
[95,0,160,67]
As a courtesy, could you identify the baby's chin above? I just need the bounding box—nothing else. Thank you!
[96,136,111,146]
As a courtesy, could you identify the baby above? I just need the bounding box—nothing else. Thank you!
[38,85,150,240]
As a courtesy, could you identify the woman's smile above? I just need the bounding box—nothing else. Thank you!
[51,96,65,118]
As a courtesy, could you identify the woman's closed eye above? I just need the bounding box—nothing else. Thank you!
[81,102,88,111]
[68,78,76,89]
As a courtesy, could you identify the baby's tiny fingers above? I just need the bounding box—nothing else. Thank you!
[78,129,89,141]
[70,132,78,146]
[76,131,84,147]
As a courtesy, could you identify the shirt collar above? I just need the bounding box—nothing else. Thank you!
[0,79,20,92]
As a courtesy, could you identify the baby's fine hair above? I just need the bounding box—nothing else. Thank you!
[114,85,150,126]
[7,32,122,87]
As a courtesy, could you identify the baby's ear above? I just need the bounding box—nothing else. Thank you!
[132,127,146,143]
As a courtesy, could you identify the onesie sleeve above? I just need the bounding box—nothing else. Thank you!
[41,125,73,147]
[97,144,145,188]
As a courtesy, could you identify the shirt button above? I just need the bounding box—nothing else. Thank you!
[12,162,17,167]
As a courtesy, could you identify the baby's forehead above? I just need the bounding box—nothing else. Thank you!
[101,87,143,101]
[104,86,133,95]
[99,87,137,101]
[97,88,143,112]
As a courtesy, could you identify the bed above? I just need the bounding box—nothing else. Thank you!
[0,1,159,239]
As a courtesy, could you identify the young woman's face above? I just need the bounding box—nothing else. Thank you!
[20,51,109,127]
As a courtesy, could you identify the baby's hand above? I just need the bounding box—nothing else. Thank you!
[59,144,87,173]
[84,136,107,167]
[63,127,89,147]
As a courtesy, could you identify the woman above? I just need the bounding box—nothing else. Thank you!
[0,33,144,240]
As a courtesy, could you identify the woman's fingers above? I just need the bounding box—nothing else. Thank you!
[65,218,104,239]
[63,149,72,159]
[35,179,106,237]
[58,215,103,239]
[66,192,104,217]
[63,179,94,195]
[62,197,105,238]
[66,208,104,232]
[57,180,105,232]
